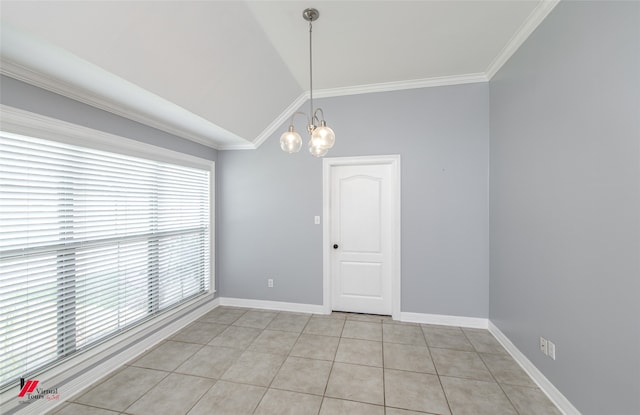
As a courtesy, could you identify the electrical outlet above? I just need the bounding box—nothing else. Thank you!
[547,340,556,360]
[267,278,274,288]
[539,337,548,355]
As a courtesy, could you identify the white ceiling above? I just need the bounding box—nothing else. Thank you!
[0,1,557,149]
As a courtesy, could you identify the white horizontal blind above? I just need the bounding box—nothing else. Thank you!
[0,131,210,389]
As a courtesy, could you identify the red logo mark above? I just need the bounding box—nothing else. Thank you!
[18,380,38,397]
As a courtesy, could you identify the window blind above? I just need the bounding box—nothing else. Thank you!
[0,131,211,389]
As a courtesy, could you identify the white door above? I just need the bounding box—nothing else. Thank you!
[329,161,395,315]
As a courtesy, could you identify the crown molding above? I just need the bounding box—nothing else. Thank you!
[247,73,487,149]
[313,73,488,99]
[217,142,259,150]
[0,59,238,150]
[485,0,560,79]
[247,92,307,149]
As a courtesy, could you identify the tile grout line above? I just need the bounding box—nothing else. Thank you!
[320,315,345,403]
[381,321,387,410]
[476,352,525,415]
[422,324,455,415]
[197,308,259,415]
[305,311,333,415]
[461,327,522,415]
[124,309,243,415]
[116,366,173,415]
[250,311,311,414]
[245,311,284,415]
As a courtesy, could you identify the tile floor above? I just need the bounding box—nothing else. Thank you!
[48,307,562,415]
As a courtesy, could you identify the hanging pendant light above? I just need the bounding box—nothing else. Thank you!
[280,125,303,153]
[279,8,335,157]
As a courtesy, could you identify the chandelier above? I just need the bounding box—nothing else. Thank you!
[280,8,335,157]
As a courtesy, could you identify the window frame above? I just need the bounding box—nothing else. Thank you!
[0,104,216,393]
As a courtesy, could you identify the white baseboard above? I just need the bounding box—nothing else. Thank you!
[488,321,581,415]
[216,299,488,328]
[218,297,327,314]
[6,295,219,415]
[400,311,488,329]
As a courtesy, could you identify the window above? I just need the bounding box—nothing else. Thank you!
[0,130,211,389]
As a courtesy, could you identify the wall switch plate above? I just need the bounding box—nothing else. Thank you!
[314,216,320,225]
[547,340,556,360]
[267,279,274,288]
[540,337,548,355]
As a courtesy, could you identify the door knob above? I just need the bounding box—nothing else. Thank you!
[333,244,339,249]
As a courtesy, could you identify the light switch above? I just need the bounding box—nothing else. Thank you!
[314,216,320,225]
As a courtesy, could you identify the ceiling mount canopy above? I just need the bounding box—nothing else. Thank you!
[302,7,319,22]
[280,7,336,157]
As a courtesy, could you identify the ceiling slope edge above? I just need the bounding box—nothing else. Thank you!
[247,73,488,150]
[0,59,242,150]
[248,92,307,150]
[485,0,560,79]
[0,23,249,150]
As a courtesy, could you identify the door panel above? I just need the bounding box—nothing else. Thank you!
[339,262,383,297]
[330,163,392,315]
[339,176,382,253]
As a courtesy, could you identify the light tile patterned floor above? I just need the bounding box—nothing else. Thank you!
[49,307,562,415]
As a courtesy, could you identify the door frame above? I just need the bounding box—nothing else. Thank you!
[322,155,401,320]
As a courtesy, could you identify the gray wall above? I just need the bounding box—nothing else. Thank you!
[218,83,490,317]
[0,75,217,161]
[489,2,640,414]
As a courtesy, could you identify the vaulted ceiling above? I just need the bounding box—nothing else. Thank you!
[0,1,557,150]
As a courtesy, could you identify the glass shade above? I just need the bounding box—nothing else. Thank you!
[310,122,335,149]
[280,127,302,153]
[309,140,329,157]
